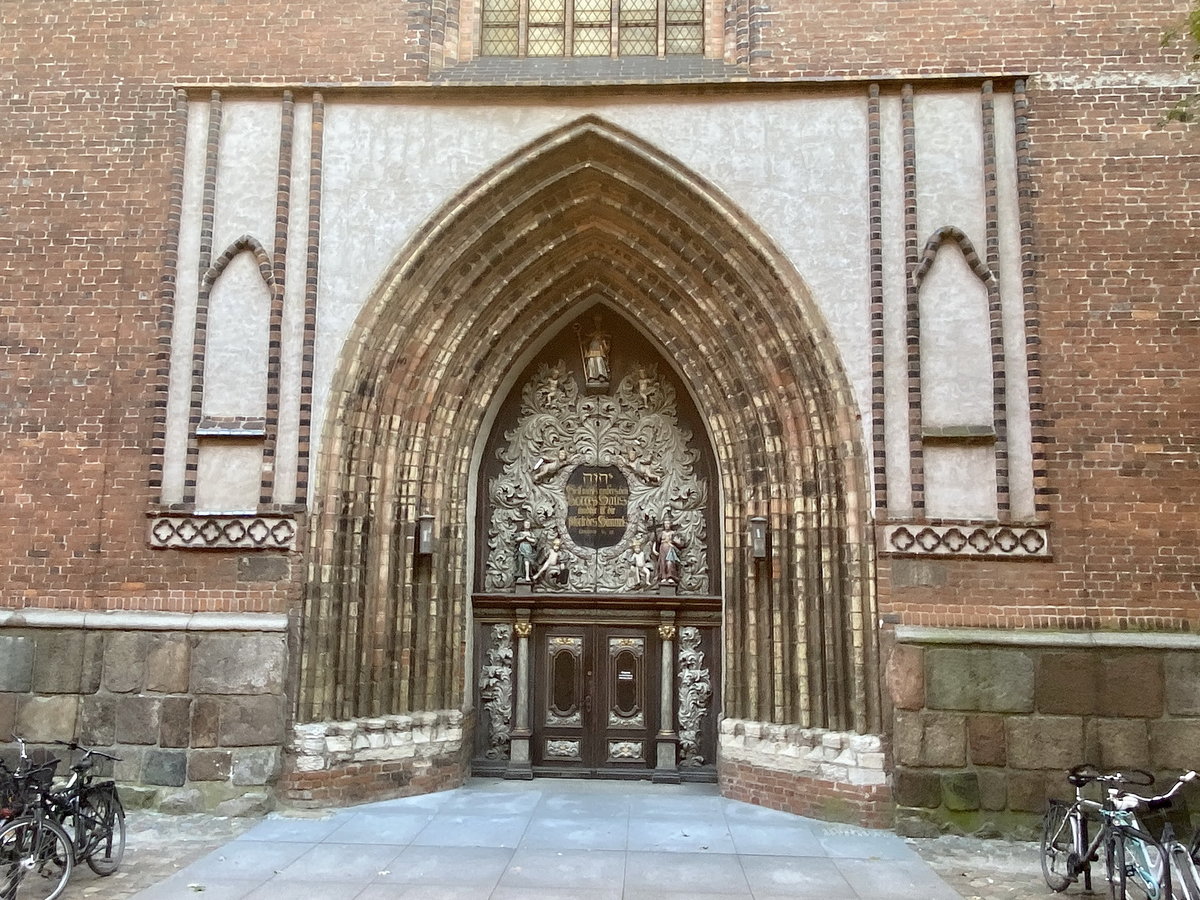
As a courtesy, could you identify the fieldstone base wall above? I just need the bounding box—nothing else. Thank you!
[717,719,893,828]
[280,710,469,808]
[887,628,1200,836]
[0,611,288,813]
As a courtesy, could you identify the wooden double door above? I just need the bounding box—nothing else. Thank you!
[532,624,659,774]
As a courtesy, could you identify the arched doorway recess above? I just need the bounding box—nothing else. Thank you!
[297,116,880,773]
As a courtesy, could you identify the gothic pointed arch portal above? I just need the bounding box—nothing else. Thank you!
[297,117,880,768]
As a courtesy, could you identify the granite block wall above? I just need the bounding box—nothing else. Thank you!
[0,616,288,812]
[886,632,1200,835]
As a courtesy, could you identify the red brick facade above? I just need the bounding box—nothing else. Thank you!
[720,760,894,829]
[3,0,1197,825]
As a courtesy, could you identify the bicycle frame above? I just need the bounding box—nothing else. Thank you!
[1107,811,1170,900]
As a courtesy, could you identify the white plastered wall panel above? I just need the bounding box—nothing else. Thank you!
[312,97,872,486]
[161,88,1034,525]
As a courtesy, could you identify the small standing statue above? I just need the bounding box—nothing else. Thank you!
[654,513,685,586]
[514,520,537,583]
[577,314,610,388]
[534,538,570,588]
[627,539,654,589]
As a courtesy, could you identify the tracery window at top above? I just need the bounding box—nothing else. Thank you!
[481,0,703,57]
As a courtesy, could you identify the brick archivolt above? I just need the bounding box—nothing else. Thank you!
[298,116,879,734]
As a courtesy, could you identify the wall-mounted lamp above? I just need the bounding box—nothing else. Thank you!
[749,516,769,559]
[416,515,436,556]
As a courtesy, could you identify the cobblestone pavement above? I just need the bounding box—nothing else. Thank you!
[59,810,1055,899]
[911,835,1054,900]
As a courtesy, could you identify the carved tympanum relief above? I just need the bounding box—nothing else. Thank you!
[485,360,709,593]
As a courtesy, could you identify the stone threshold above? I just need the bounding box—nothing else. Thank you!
[895,625,1200,650]
[0,609,288,632]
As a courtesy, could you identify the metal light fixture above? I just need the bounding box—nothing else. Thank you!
[749,516,768,559]
[417,515,436,556]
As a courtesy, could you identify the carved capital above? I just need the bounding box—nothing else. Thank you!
[514,622,532,638]
[658,624,676,640]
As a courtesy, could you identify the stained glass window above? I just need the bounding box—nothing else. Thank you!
[481,0,520,55]
[479,0,703,57]
[619,0,657,55]
[665,0,702,54]
[529,0,567,56]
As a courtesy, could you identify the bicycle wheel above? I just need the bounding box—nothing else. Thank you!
[1170,844,1200,900]
[1041,801,1076,891]
[1109,830,1157,900]
[0,817,74,900]
[80,788,124,876]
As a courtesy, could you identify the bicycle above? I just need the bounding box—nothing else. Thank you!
[0,737,74,900]
[1105,770,1199,900]
[1041,763,1140,893]
[42,741,125,877]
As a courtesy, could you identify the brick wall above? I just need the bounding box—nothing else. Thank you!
[2,1,1194,623]
[718,720,893,827]
[280,711,470,807]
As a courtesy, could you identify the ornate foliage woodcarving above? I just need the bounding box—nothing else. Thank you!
[485,362,708,593]
[677,626,712,766]
[546,739,581,759]
[608,741,643,760]
[479,624,514,759]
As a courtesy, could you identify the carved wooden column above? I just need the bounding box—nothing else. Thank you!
[653,618,680,782]
[506,613,534,779]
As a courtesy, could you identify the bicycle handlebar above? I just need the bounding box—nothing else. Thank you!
[1067,763,1156,788]
[51,739,122,764]
[1109,770,1199,812]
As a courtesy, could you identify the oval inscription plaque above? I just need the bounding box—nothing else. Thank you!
[565,466,628,548]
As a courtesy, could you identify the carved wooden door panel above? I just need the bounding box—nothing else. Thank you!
[533,625,657,772]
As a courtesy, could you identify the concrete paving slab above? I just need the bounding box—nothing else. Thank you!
[726,819,825,856]
[372,844,513,886]
[738,854,860,898]
[626,815,738,853]
[622,850,751,893]
[518,813,630,850]
[499,847,627,889]
[323,810,434,843]
[271,841,403,882]
[126,777,969,900]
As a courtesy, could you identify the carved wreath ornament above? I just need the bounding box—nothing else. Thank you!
[485,362,709,593]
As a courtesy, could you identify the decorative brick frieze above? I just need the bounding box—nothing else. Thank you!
[882,522,1049,558]
[149,515,297,550]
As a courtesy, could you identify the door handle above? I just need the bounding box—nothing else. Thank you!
[584,693,592,713]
